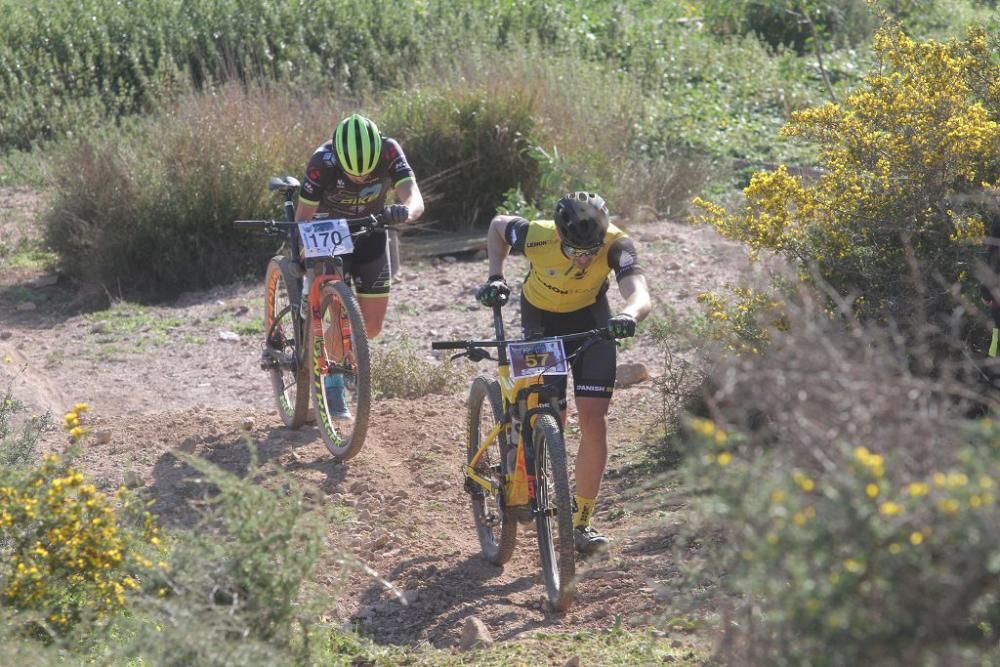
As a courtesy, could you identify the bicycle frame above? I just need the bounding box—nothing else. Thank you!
[457,305,573,516]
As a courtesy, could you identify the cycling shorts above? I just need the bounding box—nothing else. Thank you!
[520,292,616,400]
[305,232,390,298]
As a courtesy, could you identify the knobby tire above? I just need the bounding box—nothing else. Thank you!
[312,280,371,461]
[533,413,576,611]
[264,257,309,428]
[467,376,517,565]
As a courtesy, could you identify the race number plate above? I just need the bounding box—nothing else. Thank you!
[507,339,568,379]
[299,219,354,258]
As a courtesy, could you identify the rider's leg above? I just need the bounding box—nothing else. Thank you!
[573,396,611,500]
[349,236,392,340]
[358,295,388,339]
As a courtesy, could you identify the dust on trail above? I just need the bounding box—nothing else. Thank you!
[0,203,748,647]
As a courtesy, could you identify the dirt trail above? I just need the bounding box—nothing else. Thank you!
[0,195,749,647]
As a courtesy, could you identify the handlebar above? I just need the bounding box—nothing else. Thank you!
[431,328,613,351]
[233,213,392,235]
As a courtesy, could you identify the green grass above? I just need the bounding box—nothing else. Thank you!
[0,240,57,271]
[311,627,709,666]
[81,302,185,358]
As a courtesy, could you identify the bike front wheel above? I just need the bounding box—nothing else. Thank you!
[467,376,517,565]
[264,257,309,428]
[311,280,371,461]
[532,413,576,611]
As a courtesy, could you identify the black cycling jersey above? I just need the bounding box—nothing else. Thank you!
[298,137,414,295]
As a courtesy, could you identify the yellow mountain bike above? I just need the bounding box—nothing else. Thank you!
[235,176,389,461]
[432,304,612,611]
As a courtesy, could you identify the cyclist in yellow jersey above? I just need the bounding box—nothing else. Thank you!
[477,192,651,555]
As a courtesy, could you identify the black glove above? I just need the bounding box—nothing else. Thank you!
[382,204,409,224]
[476,275,510,307]
[608,313,637,339]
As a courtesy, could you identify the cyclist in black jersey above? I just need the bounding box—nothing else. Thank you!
[296,113,425,417]
[476,192,651,555]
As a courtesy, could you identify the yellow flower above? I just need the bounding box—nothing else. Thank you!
[843,559,863,573]
[907,482,929,497]
[888,543,902,554]
[879,501,902,516]
[73,402,90,413]
[716,451,732,466]
[690,418,716,437]
[910,531,924,545]
[69,426,86,440]
[793,471,815,491]
[770,489,786,504]
[866,483,880,498]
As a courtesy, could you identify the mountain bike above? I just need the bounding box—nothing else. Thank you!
[234,176,388,461]
[432,304,613,611]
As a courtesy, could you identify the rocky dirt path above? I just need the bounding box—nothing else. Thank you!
[0,190,749,648]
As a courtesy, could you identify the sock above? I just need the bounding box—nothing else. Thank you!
[573,495,596,528]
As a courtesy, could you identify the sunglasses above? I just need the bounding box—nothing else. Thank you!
[562,242,602,258]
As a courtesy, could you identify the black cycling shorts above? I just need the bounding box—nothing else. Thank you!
[308,232,390,297]
[520,292,616,400]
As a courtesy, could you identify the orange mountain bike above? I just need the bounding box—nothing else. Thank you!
[235,176,389,461]
[432,304,612,611]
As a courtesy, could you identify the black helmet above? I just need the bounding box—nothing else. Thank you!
[554,191,609,249]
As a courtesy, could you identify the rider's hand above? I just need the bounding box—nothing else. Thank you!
[476,275,510,307]
[382,204,409,225]
[608,313,637,339]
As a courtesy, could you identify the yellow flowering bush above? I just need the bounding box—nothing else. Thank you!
[696,284,788,352]
[0,404,163,636]
[693,24,1000,329]
[675,417,1000,664]
[665,295,1000,664]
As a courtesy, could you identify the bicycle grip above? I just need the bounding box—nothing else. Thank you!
[233,219,271,229]
[431,341,471,350]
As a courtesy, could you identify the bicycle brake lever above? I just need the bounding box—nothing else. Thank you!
[467,348,494,362]
[450,348,494,362]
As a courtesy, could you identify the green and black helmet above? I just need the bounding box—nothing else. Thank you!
[333,113,382,177]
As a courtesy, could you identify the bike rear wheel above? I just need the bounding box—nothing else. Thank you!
[466,376,517,565]
[311,280,371,461]
[264,257,309,428]
[532,413,576,611]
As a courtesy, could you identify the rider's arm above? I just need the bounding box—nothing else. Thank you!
[295,201,318,222]
[394,179,425,223]
[618,273,651,322]
[486,215,520,277]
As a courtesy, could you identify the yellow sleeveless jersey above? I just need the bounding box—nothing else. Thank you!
[509,219,634,313]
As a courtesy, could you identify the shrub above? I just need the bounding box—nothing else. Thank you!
[372,340,460,399]
[692,25,1000,344]
[659,292,1000,665]
[0,386,49,468]
[0,403,162,638]
[44,85,334,301]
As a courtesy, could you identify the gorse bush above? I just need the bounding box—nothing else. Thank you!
[663,293,1000,665]
[693,25,1000,340]
[0,403,163,638]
